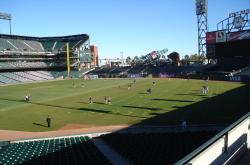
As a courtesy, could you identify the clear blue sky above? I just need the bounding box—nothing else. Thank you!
[0,0,249,59]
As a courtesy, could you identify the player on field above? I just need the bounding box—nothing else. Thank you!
[46,115,51,128]
[153,81,156,86]
[25,94,31,102]
[89,96,93,104]
[147,88,152,94]
[108,96,112,105]
[128,84,131,90]
[181,120,187,129]
[105,96,108,104]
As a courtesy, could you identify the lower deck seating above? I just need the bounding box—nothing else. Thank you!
[0,136,111,165]
[0,73,21,84]
[0,70,75,84]
[101,131,217,165]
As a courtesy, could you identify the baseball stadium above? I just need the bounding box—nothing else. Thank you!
[0,1,250,165]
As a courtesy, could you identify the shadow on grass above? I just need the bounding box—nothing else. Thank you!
[18,82,250,165]
[0,97,146,119]
[138,92,148,95]
[78,107,146,119]
[121,105,161,111]
[152,98,194,103]
[176,93,205,97]
[94,102,106,105]
[32,123,48,128]
[134,84,250,126]
[1,83,249,126]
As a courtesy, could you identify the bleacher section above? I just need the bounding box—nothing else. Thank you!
[0,74,20,84]
[7,72,34,82]
[0,34,90,85]
[236,66,250,76]
[0,136,110,165]
[41,40,85,51]
[202,58,250,75]
[0,38,15,50]
[89,65,207,78]
[0,70,85,84]
[101,131,217,164]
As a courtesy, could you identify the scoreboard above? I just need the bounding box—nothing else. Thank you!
[206,30,250,58]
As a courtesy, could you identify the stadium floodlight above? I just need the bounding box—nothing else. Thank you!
[0,12,12,34]
[196,0,208,56]
[0,12,11,20]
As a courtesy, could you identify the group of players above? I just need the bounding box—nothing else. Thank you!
[24,78,208,105]
[23,78,209,129]
[201,77,209,95]
[88,79,156,105]
[88,96,112,105]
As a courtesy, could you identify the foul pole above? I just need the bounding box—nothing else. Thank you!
[66,43,70,78]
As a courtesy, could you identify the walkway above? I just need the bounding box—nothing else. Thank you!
[0,124,225,141]
[93,138,131,165]
[0,125,129,141]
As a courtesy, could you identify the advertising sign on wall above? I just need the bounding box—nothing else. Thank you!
[206,32,216,44]
[216,30,227,43]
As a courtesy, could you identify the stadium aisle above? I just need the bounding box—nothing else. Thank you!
[93,138,132,165]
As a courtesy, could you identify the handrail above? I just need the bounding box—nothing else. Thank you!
[175,111,250,165]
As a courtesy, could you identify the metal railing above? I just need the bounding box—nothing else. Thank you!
[175,112,250,165]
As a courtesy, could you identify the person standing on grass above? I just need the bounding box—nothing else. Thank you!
[181,120,187,129]
[108,96,112,105]
[46,115,51,128]
[147,88,152,94]
[105,96,108,104]
[25,94,31,102]
[89,96,93,104]
[25,95,29,102]
[128,83,131,90]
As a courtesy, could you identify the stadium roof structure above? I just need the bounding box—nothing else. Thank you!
[0,33,89,41]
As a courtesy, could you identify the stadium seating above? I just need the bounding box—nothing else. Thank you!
[101,131,217,164]
[0,73,21,84]
[24,40,44,51]
[0,62,11,68]
[1,72,33,82]
[53,42,65,50]
[41,41,55,51]
[0,136,111,165]
[0,38,16,50]
[8,39,33,51]
[26,71,54,80]
[88,65,207,78]
[0,38,46,52]
[0,34,90,84]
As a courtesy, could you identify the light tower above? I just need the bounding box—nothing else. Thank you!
[196,0,208,56]
[0,12,12,34]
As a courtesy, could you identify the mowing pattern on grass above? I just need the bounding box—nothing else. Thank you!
[0,78,249,131]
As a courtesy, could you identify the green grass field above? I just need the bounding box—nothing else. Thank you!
[0,78,249,132]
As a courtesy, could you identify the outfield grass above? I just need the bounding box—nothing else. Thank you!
[0,78,249,132]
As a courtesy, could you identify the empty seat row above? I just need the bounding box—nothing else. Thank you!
[101,131,217,165]
[0,136,111,165]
